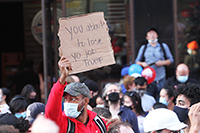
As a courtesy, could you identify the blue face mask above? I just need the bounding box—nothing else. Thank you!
[159,97,168,106]
[64,98,85,118]
[177,75,188,83]
[15,111,26,118]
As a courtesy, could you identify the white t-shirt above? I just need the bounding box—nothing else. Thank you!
[137,115,145,133]
[0,104,11,114]
[141,94,156,112]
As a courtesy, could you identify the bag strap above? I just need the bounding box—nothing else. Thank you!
[93,115,107,133]
[141,44,148,62]
[67,118,75,133]
[66,116,107,133]
[141,42,167,61]
[158,41,167,60]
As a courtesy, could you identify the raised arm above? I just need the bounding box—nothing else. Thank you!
[45,57,72,124]
[188,102,200,133]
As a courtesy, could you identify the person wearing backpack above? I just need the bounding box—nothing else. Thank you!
[45,56,107,133]
[135,28,174,97]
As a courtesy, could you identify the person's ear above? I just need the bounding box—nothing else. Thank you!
[2,95,6,101]
[146,36,149,40]
[85,97,89,105]
[168,96,174,103]
[89,91,93,98]
[106,95,108,101]
[128,84,132,89]
[119,93,122,99]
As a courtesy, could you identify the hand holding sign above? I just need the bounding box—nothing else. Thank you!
[58,12,115,74]
[58,56,73,85]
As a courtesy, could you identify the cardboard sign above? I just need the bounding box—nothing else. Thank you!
[58,12,116,74]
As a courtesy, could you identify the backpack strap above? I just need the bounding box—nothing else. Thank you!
[66,116,107,133]
[93,115,107,133]
[141,44,148,62]
[67,118,75,133]
[158,41,167,60]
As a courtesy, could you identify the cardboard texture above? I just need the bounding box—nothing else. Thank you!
[58,12,116,74]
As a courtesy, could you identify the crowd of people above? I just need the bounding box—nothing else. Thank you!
[0,27,200,133]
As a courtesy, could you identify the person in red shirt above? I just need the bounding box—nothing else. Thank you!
[45,56,107,133]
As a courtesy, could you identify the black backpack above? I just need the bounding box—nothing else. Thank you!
[66,115,107,133]
[141,41,175,79]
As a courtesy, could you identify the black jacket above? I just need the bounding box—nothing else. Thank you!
[163,75,200,88]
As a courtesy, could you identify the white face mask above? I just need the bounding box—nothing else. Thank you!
[187,49,192,55]
[96,104,105,108]
[148,38,158,44]
[64,98,85,118]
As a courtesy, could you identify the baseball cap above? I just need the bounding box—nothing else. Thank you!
[25,102,45,124]
[121,67,129,76]
[64,82,90,99]
[143,108,187,132]
[145,27,158,36]
[187,40,199,50]
[84,79,99,92]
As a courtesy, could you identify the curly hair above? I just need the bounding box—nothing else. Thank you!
[14,117,31,133]
[175,83,200,106]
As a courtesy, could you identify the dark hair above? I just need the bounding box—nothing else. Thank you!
[175,83,200,106]
[9,95,29,114]
[162,86,175,103]
[92,107,112,119]
[84,79,99,92]
[123,91,146,116]
[1,88,10,104]
[108,122,133,133]
[162,86,174,98]
[152,102,168,110]
[135,77,147,86]
[20,84,36,103]
[14,117,31,133]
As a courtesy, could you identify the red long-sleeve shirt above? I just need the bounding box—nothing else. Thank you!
[45,80,107,133]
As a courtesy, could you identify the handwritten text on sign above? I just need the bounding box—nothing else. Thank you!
[58,12,115,74]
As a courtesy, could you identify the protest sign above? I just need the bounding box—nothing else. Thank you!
[58,12,115,74]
